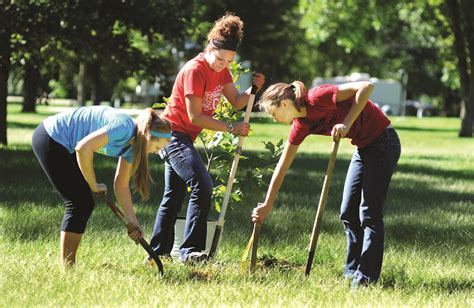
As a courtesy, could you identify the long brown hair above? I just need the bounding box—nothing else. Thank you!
[259,81,307,113]
[132,108,170,200]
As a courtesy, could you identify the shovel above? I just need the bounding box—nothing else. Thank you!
[97,192,164,276]
[304,137,340,276]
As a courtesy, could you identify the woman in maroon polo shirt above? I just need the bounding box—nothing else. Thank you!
[252,81,401,288]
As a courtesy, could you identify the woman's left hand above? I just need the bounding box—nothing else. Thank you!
[252,72,266,92]
[127,223,143,244]
[251,202,272,224]
[331,123,349,139]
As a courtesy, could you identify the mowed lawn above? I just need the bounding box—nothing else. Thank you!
[1,103,473,306]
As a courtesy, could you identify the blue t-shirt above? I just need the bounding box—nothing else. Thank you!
[43,106,136,163]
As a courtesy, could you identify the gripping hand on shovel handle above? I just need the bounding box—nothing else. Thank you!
[252,202,271,224]
[126,223,143,244]
[97,192,164,275]
[96,192,143,243]
[250,72,265,93]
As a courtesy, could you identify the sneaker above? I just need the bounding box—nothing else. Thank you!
[351,273,371,289]
[179,251,208,264]
[343,271,356,280]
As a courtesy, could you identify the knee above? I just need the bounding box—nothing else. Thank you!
[360,211,383,229]
[340,203,358,225]
[189,172,213,199]
[161,185,186,208]
[62,198,95,233]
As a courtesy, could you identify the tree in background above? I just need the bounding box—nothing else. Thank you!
[2,0,472,146]
[0,5,10,145]
[299,0,472,136]
[54,1,189,106]
[444,0,473,136]
[0,0,191,145]
[0,0,61,143]
[186,0,311,85]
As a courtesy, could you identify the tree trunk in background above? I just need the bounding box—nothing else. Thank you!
[458,0,473,137]
[446,0,473,137]
[442,88,460,116]
[89,60,101,106]
[0,32,10,145]
[77,62,86,106]
[22,63,40,113]
[459,68,474,136]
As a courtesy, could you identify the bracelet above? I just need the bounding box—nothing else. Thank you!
[227,122,234,133]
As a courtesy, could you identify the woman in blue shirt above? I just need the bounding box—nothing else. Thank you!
[32,106,171,269]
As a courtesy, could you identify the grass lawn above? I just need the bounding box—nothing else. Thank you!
[1,103,473,306]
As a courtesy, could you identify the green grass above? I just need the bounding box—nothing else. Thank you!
[1,103,473,306]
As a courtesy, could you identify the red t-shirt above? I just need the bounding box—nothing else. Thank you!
[288,84,391,148]
[162,53,233,141]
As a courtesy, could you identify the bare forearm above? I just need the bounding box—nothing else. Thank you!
[76,150,97,189]
[232,88,252,110]
[263,163,288,207]
[190,113,228,131]
[264,142,298,207]
[114,186,138,224]
[343,83,374,128]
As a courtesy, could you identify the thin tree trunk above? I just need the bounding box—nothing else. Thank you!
[445,0,472,136]
[77,62,86,106]
[458,0,474,137]
[459,67,473,136]
[90,60,101,106]
[22,63,40,113]
[0,32,9,145]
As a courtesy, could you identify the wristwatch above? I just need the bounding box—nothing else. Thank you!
[227,122,234,134]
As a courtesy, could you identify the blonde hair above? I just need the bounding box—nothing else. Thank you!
[132,108,171,200]
[206,13,244,50]
[259,81,307,113]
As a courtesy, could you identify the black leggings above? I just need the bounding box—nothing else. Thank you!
[32,123,95,233]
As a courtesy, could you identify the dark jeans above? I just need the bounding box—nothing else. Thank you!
[32,123,95,233]
[340,127,401,283]
[150,131,213,259]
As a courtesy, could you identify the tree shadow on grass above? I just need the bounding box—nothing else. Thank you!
[394,126,459,133]
[0,148,167,205]
[380,268,473,292]
[7,121,42,130]
[1,147,472,263]
[225,150,473,257]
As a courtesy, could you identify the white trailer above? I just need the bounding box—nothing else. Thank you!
[312,73,406,116]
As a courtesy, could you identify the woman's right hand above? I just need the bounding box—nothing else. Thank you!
[252,202,272,224]
[91,183,107,194]
[232,122,250,136]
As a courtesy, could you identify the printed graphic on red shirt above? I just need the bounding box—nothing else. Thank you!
[202,85,224,112]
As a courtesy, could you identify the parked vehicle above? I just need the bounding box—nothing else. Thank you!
[312,73,405,116]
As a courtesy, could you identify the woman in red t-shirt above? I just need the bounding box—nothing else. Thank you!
[252,81,401,288]
[149,14,265,263]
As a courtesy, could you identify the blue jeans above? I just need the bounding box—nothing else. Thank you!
[340,127,401,284]
[150,131,213,259]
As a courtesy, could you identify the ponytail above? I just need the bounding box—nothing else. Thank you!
[291,81,307,111]
[259,80,307,113]
[132,108,171,200]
